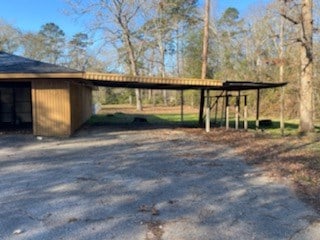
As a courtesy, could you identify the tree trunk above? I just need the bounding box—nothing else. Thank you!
[157,25,168,106]
[119,13,142,111]
[300,0,313,132]
[279,9,285,136]
[199,0,210,125]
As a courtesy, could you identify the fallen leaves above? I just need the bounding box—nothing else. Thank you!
[139,204,160,216]
[185,128,320,213]
[145,221,164,240]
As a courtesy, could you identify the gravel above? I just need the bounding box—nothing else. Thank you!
[0,126,319,240]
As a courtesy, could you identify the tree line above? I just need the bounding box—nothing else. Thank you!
[0,0,318,132]
[0,20,105,71]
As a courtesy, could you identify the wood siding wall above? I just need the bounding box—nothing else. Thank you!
[32,79,71,137]
[70,82,92,133]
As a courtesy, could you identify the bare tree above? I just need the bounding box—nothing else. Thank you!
[0,19,21,53]
[280,0,314,132]
[22,23,66,64]
[22,32,46,60]
[140,0,198,106]
[279,3,286,135]
[300,0,314,132]
[66,0,144,110]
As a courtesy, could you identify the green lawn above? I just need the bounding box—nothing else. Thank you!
[88,112,320,136]
[88,112,199,127]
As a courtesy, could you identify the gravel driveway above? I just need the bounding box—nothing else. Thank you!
[0,126,319,240]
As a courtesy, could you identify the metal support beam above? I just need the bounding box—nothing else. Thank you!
[199,89,205,126]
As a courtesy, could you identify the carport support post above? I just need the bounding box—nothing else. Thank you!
[235,94,240,130]
[226,94,230,130]
[280,86,285,136]
[256,89,260,129]
[244,95,248,130]
[205,89,211,132]
[180,90,184,123]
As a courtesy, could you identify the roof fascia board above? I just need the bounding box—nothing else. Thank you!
[0,73,84,79]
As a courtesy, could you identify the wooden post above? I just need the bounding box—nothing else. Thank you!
[180,90,184,123]
[256,89,260,130]
[244,95,248,130]
[280,86,285,135]
[235,96,240,130]
[226,94,229,130]
[205,89,210,132]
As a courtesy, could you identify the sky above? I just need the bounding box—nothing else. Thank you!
[214,0,270,16]
[0,0,271,38]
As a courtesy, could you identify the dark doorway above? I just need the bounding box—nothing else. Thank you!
[0,82,32,130]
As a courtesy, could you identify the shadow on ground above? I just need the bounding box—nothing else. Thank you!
[0,126,319,240]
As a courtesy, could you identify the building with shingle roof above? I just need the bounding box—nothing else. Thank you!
[0,51,92,137]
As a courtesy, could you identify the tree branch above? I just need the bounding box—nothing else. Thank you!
[280,13,299,24]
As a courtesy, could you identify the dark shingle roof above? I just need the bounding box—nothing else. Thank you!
[0,51,81,74]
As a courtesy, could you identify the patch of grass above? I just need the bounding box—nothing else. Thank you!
[148,113,198,124]
[258,120,299,136]
[89,112,316,136]
[212,118,301,136]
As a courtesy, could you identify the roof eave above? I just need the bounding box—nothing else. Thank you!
[0,72,84,79]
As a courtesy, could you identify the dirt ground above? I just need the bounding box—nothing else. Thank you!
[103,104,320,214]
[1,105,320,239]
[195,128,320,214]
[1,122,320,239]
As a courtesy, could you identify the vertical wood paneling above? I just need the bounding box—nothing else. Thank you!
[70,82,92,133]
[32,79,71,136]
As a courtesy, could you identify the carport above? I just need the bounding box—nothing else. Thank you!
[82,72,286,133]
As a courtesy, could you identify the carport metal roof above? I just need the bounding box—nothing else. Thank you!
[82,72,287,91]
[83,72,222,90]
